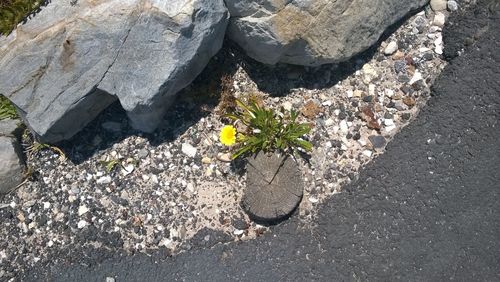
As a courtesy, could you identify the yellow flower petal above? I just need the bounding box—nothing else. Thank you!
[220,125,237,146]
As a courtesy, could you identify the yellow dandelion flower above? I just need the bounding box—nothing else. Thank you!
[220,125,237,146]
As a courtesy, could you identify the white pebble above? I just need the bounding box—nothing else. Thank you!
[363,150,373,157]
[340,120,349,133]
[78,205,89,216]
[96,176,112,185]
[121,164,134,176]
[308,196,319,203]
[385,89,394,98]
[233,229,244,235]
[409,71,423,85]
[283,101,293,111]
[181,143,197,158]
[433,12,446,27]
[384,119,395,126]
[77,220,87,229]
[384,41,398,55]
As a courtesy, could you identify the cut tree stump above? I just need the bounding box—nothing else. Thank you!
[242,152,303,222]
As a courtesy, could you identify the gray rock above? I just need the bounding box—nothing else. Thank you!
[0,136,25,194]
[368,135,387,149]
[431,0,448,11]
[242,152,303,222]
[0,0,229,142]
[0,119,23,139]
[225,0,428,66]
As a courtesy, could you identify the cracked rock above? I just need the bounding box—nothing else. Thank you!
[0,0,229,142]
[225,0,428,66]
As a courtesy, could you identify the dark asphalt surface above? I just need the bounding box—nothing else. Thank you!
[30,2,499,281]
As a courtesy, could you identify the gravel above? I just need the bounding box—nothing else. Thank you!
[0,7,452,280]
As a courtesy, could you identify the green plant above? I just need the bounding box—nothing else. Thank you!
[0,0,44,35]
[100,159,121,173]
[223,98,313,159]
[0,94,18,120]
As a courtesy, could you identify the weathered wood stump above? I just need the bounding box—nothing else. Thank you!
[242,152,303,222]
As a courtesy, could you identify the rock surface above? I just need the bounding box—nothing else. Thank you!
[242,152,303,222]
[0,0,229,142]
[0,119,25,194]
[225,0,428,66]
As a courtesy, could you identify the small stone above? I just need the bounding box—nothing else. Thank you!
[106,277,115,282]
[384,119,395,126]
[283,101,293,111]
[368,135,387,149]
[43,202,51,209]
[363,95,373,103]
[339,120,349,134]
[385,89,395,98]
[409,71,423,85]
[186,182,195,193]
[233,229,244,236]
[362,64,378,84]
[402,113,412,120]
[413,16,427,33]
[137,149,149,159]
[433,13,446,27]
[217,153,232,162]
[121,164,134,176]
[398,75,410,83]
[384,41,398,55]
[392,51,405,60]
[394,60,407,74]
[96,176,112,185]
[422,52,434,61]
[201,157,212,164]
[77,220,87,229]
[435,45,443,55]
[447,0,458,11]
[403,96,416,107]
[308,196,319,203]
[431,0,447,11]
[181,143,197,158]
[362,150,373,157]
[353,90,363,98]
[78,205,89,216]
[394,101,408,111]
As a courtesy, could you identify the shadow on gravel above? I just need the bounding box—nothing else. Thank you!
[56,6,424,164]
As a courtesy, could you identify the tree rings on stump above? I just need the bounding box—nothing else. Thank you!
[242,152,303,222]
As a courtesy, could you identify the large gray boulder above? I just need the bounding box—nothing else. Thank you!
[0,119,25,194]
[0,0,228,142]
[225,0,429,66]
